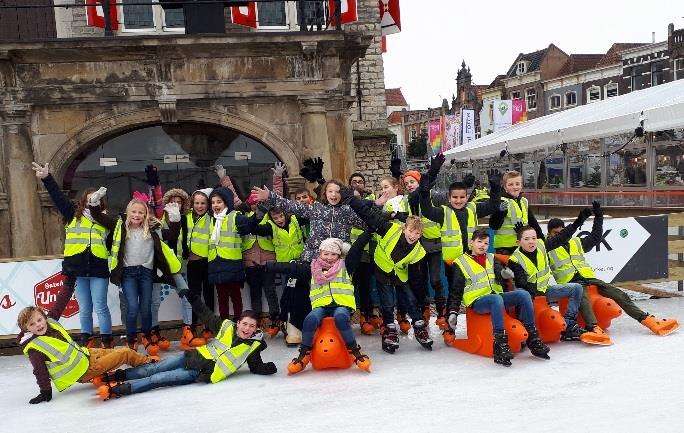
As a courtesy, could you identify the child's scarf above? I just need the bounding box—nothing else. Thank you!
[311,256,343,285]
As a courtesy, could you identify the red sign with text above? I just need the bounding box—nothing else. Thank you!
[34,273,79,318]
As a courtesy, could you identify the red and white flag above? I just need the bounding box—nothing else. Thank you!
[329,0,358,26]
[86,0,118,30]
[379,0,400,35]
[232,3,258,28]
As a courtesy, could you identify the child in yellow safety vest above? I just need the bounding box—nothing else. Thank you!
[95,290,276,400]
[547,201,680,337]
[489,170,544,255]
[31,162,114,349]
[248,206,305,337]
[347,196,434,353]
[268,236,373,374]
[18,283,155,404]
[446,228,551,366]
[417,163,503,336]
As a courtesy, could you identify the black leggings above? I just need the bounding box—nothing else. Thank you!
[186,258,214,326]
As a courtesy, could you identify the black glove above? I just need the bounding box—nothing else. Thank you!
[463,173,476,189]
[177,289,191,300]
[488,172,501,189]
[390,158,403,179]
[145,164,159,186]
[339,186,354,205]
[312,157,324,183]
[299,158,318,183]
[29,389,52,404]
[427,153,446,179]
[578,207,592,224]
[393,211,409,223]
[592,200,603,217]
[514,221,525,234]
[419,173,432,193]
[256,361,277,375]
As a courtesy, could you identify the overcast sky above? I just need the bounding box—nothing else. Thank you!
[383,1,683,110]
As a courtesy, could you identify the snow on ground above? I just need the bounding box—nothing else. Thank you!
[2,297,684,433]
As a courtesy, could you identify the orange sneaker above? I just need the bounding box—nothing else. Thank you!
[580,325,612,345]
[141,335,160,356]
[287,346,311,375]
[641,315,680,336]
[179,325,206,350]
[349,345,371,372]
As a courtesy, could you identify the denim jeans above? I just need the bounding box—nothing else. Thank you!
[124,354,200,394]
[545,283,583,324]
[377,281,422,326]
[301,306,356,348]
[151,282,193,327]
[121,266,154,336]
[74,277,112,335]
[471,290,535,335]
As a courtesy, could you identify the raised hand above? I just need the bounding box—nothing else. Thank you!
[165,202,181,222]
[88,187,107,207]
[145,164,159,186]
[427,152,446,178]
[271,161,286,177]
[592,200,602,217]
[390,158,403,179]
[312,157,324,181]
[31,162,49,179]
[214,164,226,179]
[250,186,271,203]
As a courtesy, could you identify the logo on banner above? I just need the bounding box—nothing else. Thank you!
[0,295,16,310]
[498,101,509,115]
[34,273,79,318]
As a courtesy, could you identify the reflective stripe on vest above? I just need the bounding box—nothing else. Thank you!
[309,265,356,309]
[411,193,441,239]
[455,253,503,307]
[494,197,528,248]
[548,238,596,283]
[509,240,552,293]
[270,215,304,262]
[241,212,275,252]
[22,319,90,391]
[209,211,242,261]
[440,205,477,261]
[108,218,123,271]
[471,188,490,203]
[196,320,262,383]
[64,217,109,259]
[186,213,210,258]
[374,223,426,283]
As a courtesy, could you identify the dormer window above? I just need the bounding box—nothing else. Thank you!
[517,61,528,75]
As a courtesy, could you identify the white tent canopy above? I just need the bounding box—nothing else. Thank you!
[445,78,684,161]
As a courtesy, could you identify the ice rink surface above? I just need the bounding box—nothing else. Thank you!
[2,297,683,433]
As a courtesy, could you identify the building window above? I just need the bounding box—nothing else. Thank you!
[630,67,642,90]
[119,0,184,33]
[568,142,603,188]
[565,91,577,107]
[606,134,647,187]
[654,129,684,186]
[605,82,618,98]
[676,59,684,80]
[549,94,561,110]
[511,91,521,100]
[257,1,288,27]
[411,128,417,139]
[587,86,601,103]
[517,61,527,75]
[651,62,664,86]
[526,88,537,110]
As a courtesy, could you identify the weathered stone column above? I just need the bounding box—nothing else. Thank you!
[1,105,47,257]
[299,97,333,181]
[326,99,356,183]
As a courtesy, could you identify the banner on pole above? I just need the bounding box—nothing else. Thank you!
[444,114,460,151]
[461,109,475,144]
[493,99,527,131]
[85,0,119,30]
[428,119,443,156]
[379,0,401,35]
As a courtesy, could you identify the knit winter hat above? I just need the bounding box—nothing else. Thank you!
[209,187,234,212]
[319,238,351,256]
[404,170,421,183]
[192,188,213,200]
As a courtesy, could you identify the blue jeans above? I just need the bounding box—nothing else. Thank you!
[123,354,200,394]
[122,266,154,336]
[471,291,535,335]
[74,277,112,335]
[301,306,356,348]
[545,283,583,325]
[377,281,422,326]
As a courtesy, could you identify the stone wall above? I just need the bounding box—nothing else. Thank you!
[353,138,391,191]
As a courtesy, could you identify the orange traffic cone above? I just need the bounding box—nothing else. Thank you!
[310,317,355,371]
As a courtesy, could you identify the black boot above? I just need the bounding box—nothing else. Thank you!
[413,320,433,350]
[560,322,586,342]
[100,334,114,349]
[381,323,400,354]
[527,329,551,359]
[493,333,513,366]
[79,333,92,348]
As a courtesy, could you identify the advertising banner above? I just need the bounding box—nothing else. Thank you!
[461,109,475,144]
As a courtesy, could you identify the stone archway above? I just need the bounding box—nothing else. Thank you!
[48,106,302,184]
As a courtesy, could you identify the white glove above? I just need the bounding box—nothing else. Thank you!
[31,162,49,179]
[447,312,458,329]
[499,200,509,212]
[271,161,286,177]
[500,267,514,280]
[88,187,107,207]
[214,164,226,179]
[165,203,181,222]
